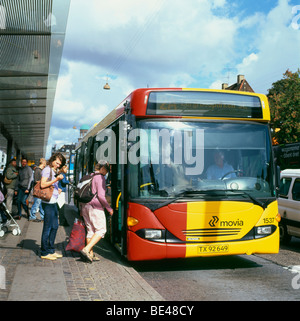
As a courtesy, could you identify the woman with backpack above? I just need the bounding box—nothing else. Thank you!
[80,161,113,263]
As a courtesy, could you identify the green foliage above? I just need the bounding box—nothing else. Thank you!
[268,69,300,144]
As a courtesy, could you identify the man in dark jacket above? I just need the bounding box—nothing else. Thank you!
[15,158,33,220]
[4,158,18,215]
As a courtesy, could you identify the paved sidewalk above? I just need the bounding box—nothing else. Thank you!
[0,205,164,301]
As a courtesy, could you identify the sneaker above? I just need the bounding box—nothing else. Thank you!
[41,254,57,260]
[80,248,93,263]
[52,252,63,258]
[93,254,100,261]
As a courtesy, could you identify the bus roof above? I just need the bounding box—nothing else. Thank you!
[76,88,270,149]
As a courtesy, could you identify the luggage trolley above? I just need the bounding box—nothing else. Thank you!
[0,201,21,238]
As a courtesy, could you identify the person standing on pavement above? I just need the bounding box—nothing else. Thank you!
[57,164,69,226]
[15,158,33,220]
[40,153,66,261]
[29,158,46,222]
[80,161,113,263]
[4,159,18,215]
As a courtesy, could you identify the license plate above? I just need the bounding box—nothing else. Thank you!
[198,244,229,254]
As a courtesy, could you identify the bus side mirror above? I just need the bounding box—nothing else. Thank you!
[124,100,136,131]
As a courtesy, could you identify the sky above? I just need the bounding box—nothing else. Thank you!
[46,0,300,157]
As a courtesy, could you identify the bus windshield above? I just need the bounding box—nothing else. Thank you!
[129,120,275,200]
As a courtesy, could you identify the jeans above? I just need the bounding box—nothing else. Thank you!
[17,187,29,217]
[6,188,14,214]
[29,197,45,220]
[41,202,59,256]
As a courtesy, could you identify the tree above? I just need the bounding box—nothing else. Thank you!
[267,69,300,145]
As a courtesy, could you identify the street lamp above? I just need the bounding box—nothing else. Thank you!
[103,75,110,90]
[103,82,110,90]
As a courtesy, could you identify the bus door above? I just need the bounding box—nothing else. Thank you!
[120,156,128,256]
[110,121,127,256]
[86,136,94,173]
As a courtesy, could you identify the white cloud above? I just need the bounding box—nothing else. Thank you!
[48,0,300,156]
[239,12,265,29]
[212,0,227,9]
[209,79,223,89]
[55,73,73,99]
[237,52,258,69]
[209,0,300,93]
[53,0,239,123]
[47,59,113,157]
[63,0,238,86]
[234,0,300,93]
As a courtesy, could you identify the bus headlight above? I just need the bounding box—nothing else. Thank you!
[256,226,272,235]
[136,229,166,242]
[145,229,162,239]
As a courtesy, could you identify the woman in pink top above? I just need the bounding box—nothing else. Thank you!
[80,161,113,262]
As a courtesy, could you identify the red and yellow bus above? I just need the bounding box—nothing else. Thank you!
[74,88,280,261]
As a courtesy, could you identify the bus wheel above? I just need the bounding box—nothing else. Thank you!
[279,223,291,245]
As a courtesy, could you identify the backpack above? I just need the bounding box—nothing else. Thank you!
[74,173,99,203]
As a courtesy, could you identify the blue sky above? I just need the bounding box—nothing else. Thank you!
[47,0,300,156]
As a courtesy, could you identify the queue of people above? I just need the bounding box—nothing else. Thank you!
[0,157,45,222]
[0,154,112,263]
[0,157,33,223]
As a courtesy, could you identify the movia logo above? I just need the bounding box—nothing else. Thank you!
[209,216,244,228]
[209,216,219,227]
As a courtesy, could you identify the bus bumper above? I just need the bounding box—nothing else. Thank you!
[126,228,279,261]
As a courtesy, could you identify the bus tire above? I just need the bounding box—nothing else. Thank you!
[279,223,291,245]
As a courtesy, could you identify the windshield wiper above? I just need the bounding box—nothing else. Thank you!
[191,189,267,210]
[158,190,200,208]
[227,190,267,210]
[159,189,226,208]
[159,189,267,210]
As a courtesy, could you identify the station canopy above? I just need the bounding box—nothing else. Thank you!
[0,0,70,163]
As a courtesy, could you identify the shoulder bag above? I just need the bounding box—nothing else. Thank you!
[3,176,12,184]
[33,168,54,202]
